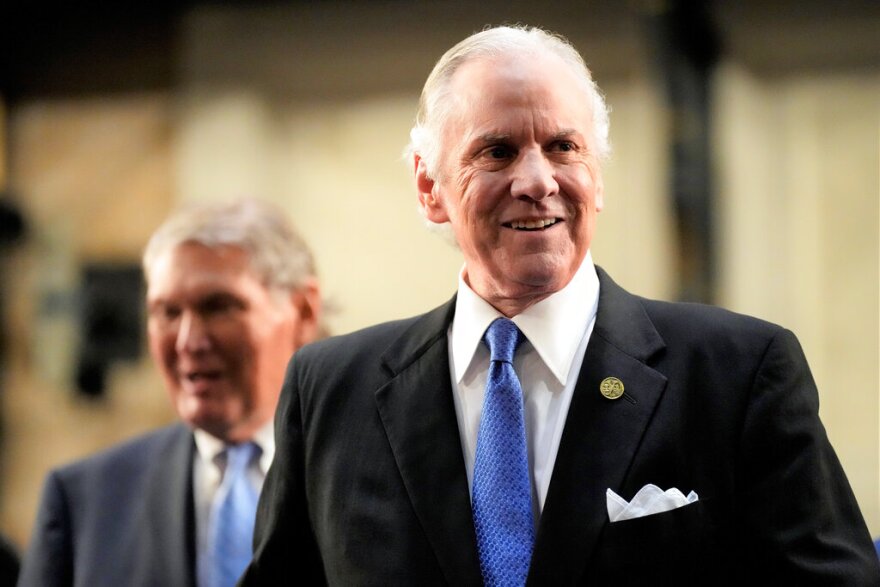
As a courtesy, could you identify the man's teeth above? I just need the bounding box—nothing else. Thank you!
[510,218,558,230]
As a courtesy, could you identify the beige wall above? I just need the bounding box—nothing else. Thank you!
[1,96,177,546]
[715,64,880,535]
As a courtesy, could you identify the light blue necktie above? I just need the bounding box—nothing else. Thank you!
[472,318,535,587]
[208,442,260,587]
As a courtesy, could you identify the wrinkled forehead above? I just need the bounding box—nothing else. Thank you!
[442,53,594,136]
[146,242,252,289]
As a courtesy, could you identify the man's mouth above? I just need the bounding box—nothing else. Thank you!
[182,370,222,383]
[179,370,223,395]
[503,218,561,231]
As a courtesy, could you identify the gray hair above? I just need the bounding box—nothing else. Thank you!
[142,198,316,293]
[406,24,611,179]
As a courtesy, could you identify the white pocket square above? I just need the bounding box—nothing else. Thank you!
[606,484,698,522]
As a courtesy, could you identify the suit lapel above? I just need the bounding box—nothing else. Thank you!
[528,268,668,585]
[374,298,483,586]
[138,425,197,586]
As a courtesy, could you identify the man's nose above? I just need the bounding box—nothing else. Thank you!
[175,311,211,353]
[510,150,558,201]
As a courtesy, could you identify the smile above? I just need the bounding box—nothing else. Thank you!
[503,218,561,231]
[182,370,221,382]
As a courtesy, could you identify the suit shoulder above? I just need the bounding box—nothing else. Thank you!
[301,315,422,359]
[596,267,791,355]
[52,423,191,484]
[640,297,786,342]
[631,297,809,374]
[281,302,454,409]
[293,303,451,372]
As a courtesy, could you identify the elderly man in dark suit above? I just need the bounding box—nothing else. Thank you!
[241,25,880,585]
[19,198,322,587]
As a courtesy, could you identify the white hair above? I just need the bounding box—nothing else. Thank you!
[405,24,612,180]
[142,197,316,293]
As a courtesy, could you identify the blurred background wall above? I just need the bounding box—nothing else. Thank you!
[0,0,877,551]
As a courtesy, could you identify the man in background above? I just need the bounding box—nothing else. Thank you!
[19,198,322,587]
[242,25,879,584]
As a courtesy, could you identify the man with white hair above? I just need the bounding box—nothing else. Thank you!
[242,26,879,584]
[19,198,322,587]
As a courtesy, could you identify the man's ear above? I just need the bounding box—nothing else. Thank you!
[415,154,449,224]
[594,173,605,213]
[290,277,322,349]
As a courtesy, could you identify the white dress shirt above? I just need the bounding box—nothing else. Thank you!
[448,252,600,521]
[193,423,274,585]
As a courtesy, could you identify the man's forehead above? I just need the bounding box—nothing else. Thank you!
[146,244,258,295]
[447,81,592,141]
[450,54,588,109]
[451,49,580,86]
[151,242,250,272]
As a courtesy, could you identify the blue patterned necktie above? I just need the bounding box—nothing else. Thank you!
[472,318,535,587]
[208,442,260,587]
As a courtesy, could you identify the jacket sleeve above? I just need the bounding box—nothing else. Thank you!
[18,472,75,587]
[738,328,880,583]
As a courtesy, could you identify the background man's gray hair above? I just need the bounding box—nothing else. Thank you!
[406,24,612,180]
[142,197,316,293]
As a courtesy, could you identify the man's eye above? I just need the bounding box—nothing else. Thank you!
[202,299,234,315]
[488,146,513,159]
[150,306,180,322]
[200,295,245,317]
[554,141,575,152]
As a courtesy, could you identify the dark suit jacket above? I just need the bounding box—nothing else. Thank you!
[243,268,880,585]
[18,424,197,587]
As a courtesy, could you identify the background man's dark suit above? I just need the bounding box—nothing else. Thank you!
[18,198,321,587]
[18,424,197,587]
[245,268,879,585]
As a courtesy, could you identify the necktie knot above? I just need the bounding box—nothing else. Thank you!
[224,442,259,478]
[483,317,524,364]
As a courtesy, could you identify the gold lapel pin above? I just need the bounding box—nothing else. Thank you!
[600,377,625,400]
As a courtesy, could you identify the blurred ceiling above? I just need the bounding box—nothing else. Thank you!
[1,3,184,99]
[1,0,877,101]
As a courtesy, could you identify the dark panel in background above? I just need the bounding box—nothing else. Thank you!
[646,1,721,303]
[75,263,144,398]
[0,5,183,100]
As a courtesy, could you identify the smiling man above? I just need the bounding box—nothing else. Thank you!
[242,26,879,585]
[417,50,604,316]
[19,198,321,587]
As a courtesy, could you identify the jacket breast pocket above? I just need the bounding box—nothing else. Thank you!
[588,498,724,584]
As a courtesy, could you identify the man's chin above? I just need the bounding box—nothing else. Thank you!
[506,263,575,294]
[177,399,236,437]
[179,377,225,398]
[188,416,237,442]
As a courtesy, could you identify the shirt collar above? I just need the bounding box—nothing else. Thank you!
[193,420,276,475]
[451,251,600,385]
